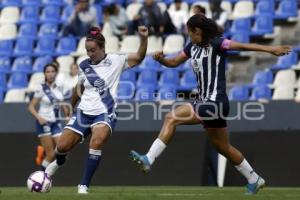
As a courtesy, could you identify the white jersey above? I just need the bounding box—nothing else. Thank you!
[34,83,64,122]
[78,54,129,115]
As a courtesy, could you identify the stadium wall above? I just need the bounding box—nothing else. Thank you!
[0,101,300,186]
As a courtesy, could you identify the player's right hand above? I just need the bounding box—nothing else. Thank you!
[152,51,164,62]
[38,116,47,125]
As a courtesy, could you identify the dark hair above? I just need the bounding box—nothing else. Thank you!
[193,5,206,15]
[86,27,105,48]
[187,14,223,46]
[51,60,60,69]
[43,63,58,82]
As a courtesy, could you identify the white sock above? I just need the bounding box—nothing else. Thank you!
[41,159,50,168]
[45,160,60,177]
[146,138,167,165]
[235,159,259,184]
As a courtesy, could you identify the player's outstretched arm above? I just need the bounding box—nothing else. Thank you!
[127,26,148,67]
[152,51,188,68]
[228,41,292,56]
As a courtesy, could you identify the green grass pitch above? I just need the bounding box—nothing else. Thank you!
[1,186,300,200]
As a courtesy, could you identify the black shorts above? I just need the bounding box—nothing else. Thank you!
[191,98,230,128]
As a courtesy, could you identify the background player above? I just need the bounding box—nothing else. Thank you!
[28,63,67,170]
[130,14,291,194]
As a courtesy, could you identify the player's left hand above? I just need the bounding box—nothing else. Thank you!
[270,45,292,56]
[138,26,149,38]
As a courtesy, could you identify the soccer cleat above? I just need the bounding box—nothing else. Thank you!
[129,150,151,173]
[78,185,88,194]
[246,176,266,195]
[35,145,45,166]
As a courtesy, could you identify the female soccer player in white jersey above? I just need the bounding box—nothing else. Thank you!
[45,26,149,194]
[130,14,292,194]
[28,63,66,170]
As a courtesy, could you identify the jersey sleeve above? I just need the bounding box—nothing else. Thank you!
[33,85,43,99]
[117,54,129,70]
[211,37,231,51]
[182,42,193,58]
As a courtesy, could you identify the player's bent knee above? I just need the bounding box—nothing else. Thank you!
[90,137,105,149]
[164,112,177,125]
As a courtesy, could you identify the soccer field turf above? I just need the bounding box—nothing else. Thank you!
[1,187,300,200]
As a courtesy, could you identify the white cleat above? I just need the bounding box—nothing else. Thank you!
[77,185,89,194]
[45,161,60,177]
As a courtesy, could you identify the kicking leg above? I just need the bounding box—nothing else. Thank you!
[130,103,202,172]
[45,128,81,176]
[206,127,265,194]
[78,123,111,194]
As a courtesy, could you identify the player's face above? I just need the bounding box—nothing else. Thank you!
[45,66,57,84]
[86,40,105,64]
[187,27,202,44]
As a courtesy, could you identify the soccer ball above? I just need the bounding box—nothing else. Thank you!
[27,171,52,193]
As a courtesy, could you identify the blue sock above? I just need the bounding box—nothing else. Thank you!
[80,149,102,187]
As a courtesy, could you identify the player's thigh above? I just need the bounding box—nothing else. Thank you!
[56,128,81,152]
[89,123,111,149]
[167,103,202,125]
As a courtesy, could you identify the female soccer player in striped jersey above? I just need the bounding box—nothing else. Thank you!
[28,63,67,170]
[130,14,291,194]
[45,26,149,194]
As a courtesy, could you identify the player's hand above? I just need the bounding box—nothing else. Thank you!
[37,116,47,125]
[152,51,164,62]
[270,45,292,56]
[138,26,148,38]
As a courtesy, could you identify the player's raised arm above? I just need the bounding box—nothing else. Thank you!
[152,51,188,68]
[127,26,148,67]
[228,41,292,56]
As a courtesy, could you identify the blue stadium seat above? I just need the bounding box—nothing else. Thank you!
[40,6,62,24]
[2,0,22,7]
[254,0,275,17]
[0,89,3,103]
[137,56,161,71]
[43,0,66,6]
[14,38,34,57]
[56,36,77,55]
[7,72,28,89]
[22,0,42,7]
[230,18,251,35]
[18,23,37,40]
[0,57,11,74]
[0,40,13,57]
[271,51,298,70]
[251,15,274,36]
[35,37,56,56]
[250,86,272,100]
[38,23,59,39]
[11,56,32,74]
[157,87,177,100]
[93,4,103,25]
[0,73,7,91]
[61,5,74,23]
[19,6,39,24]
[136,70,158,89]
[135,87,155,101]
[250,70,273,87]
[229,85,249,101]
[228,32,250,55]
[275,0,298,19]
[179,70,197,90]
[159,69,179,88]
[32,56,53,73]
[117,82,135,101]
[120,70,136,83]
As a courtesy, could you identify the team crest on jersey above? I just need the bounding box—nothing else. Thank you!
[85,68,91,74]
[94,78,105,89]
[103,59,112,66]
[193,60,200,72]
